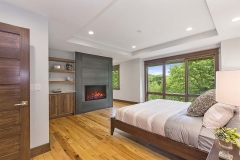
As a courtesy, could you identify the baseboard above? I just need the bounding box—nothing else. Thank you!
[113,99,139,104]
[30,143,50,158]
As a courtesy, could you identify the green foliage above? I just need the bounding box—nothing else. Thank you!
[166,62,185,94]
[112,70,119,89]
[188,58,215,94]
[214,127,240,148]
[148,74,163,92]
[188,97,197,102]
[147,58,215,101]
[148,94,162,101]
[166,96,185,102]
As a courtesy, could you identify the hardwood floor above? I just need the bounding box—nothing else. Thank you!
[31,101,183,160]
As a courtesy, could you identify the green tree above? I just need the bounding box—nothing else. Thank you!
[188,58,215,94]
[166,63,185,94]
[148,94,163,100]
[112,70,119,88]
[148,74,163,92]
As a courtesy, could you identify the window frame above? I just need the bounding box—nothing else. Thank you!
[113,65,120,90]
[144,48,219,102]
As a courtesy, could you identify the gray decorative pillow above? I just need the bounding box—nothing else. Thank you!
[187,89,217,117]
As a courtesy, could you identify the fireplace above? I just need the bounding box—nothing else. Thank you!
[85,85,106,101]
[76,52,113,114]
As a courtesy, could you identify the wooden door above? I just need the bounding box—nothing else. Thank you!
[0,23,30,160]
[49,95,58,118]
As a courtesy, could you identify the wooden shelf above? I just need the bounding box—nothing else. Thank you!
[49,81,75,84]
[49,69,75,73]
[49,57,75,63]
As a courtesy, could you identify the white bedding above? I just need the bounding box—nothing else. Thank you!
[115,99,191,136]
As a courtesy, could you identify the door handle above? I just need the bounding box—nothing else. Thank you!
[14,101,28,106]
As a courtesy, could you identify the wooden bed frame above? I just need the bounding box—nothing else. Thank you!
[111,117,208,160]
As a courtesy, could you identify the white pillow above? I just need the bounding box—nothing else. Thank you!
[203,103,237,128]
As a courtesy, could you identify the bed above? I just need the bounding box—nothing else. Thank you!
[110,99,239,160]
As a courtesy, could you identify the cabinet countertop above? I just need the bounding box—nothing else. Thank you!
[49,91,76,94]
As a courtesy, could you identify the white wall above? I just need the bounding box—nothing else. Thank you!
[114,37,240,103]
[49,49,75,92]
[0,2,49,148]
[113,59,144,102]
[221,37,240,71]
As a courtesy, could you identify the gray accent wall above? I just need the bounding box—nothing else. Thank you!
[75,52,113,114]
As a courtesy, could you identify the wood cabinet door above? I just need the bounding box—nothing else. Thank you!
[73,93,75,114]
[49,95,58,118]
[64,93,74,114]
[58,94,65,115]
[58,93,74,115]
[0,22,30,160]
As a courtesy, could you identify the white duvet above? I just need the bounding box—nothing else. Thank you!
[115,99,191,136]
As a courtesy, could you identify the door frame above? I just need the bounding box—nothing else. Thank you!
[19,26,30,160]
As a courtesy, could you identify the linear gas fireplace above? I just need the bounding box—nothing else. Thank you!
[85,85,106,101]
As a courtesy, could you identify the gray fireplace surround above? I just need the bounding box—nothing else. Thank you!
[75,52,113,114]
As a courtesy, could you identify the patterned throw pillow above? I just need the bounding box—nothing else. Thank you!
[187,89,217,117]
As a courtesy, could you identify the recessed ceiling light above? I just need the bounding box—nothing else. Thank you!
[187,27,193,31]
[132,46,136,49]
[88,31,94,35]
[232,17,240,22]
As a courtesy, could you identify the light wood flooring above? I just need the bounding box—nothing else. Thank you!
[31,101,183,160]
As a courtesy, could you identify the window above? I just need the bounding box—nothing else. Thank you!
[188,57,215,94]
[113,65,120,90]
[145,49,219,102]
[166,59,185,94]
[147,64,163,93]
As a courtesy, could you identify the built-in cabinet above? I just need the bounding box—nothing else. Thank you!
[48,53,76,119]
[49,92,75,119]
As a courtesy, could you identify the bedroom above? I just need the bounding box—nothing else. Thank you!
[0,0,240,160]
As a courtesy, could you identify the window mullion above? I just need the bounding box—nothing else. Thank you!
[214,53,219,88]
[145,64,148,101]
[163,62,166,99]
[185,59,188,102]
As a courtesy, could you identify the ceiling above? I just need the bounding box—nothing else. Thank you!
[1,0,240,63]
